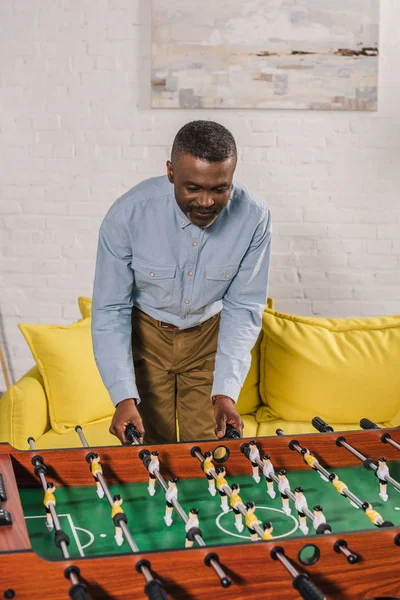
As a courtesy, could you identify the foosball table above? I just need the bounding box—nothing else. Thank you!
[1,422,400,600]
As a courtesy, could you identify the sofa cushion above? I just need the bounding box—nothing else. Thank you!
[19,319,114,434]
[0,366,50,449]
[35,419,117,449]
[78,296,92,319]
[260,307,400,425]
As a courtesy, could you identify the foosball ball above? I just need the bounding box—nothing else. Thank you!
[1,421,400,600]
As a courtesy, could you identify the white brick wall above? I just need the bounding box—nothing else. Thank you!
[0,0,400,389]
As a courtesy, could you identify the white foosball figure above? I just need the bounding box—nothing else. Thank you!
[294,486,309,535]
[185,508,200,548]
[262,454,276,499]
[248,440,261,483]
[278,469,291,515]
[148,451,160,497]
[377,457,389,502]
[164,477,178,526]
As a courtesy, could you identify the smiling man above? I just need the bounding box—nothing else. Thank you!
[92,120,272,445]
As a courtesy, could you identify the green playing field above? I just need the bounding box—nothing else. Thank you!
[19,462,400,560]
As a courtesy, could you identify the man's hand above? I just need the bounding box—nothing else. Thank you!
[109,398,144,445]
[213,396,243,439]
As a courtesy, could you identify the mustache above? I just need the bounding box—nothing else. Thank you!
[190,206,217,213]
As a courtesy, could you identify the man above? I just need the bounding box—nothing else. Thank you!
[92,120,272,445]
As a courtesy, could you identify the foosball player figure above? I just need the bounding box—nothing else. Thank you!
[90,453,104,499]
[245,502,261,542]
[261,521,274,541]
[230,483,244,532]
[147,451,160,497]
[301,448,329,481]
[249,440,261,483]
[278,469,291,515]
[43,482,56,531]
[185,508,200,548]
[329,473,358,509]
[362,502,385,527]
[202,451,217,497]
[216,466,229,514]
[313,505,331,534]
[111,494,126,546]
[294,486,309,535]
[377,457,389,502]
[164,477,178,526]
[262,454,276,499]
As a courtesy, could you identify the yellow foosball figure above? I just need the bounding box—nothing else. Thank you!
[229,483,244,533]
[202,452,216,497]
[329,473,359,509]
[43,482,56,532]
[261,521,274,541]
[301,448,329,481]
[111,494,126,546]
[362,502,384,527]
[245,502,261,542]
[215,466,229,514]
[90,453,104,499]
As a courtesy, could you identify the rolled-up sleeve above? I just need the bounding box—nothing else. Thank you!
[91,209,140,406]
[211,208,272,402]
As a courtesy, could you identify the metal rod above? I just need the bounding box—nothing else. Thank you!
[73,428,159,587]
[339,440,367,462]
[149,452,231,585]
[289,440,364,510]
[339,439,400,494]
[28,439,70,559]
[253,455,315,524]
[75,426,89,448]
[386,437,400,451]
[274,551,299,578]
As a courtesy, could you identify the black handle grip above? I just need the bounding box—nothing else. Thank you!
[224,423,241,439]
[125,424,141,445]
[293,573,326,600]
[68,583,89,600]
[144,579,169,600]
[360,418,379,430]
[312,417,334,433]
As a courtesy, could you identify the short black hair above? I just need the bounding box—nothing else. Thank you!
[113,494,122,502]
[171,120,237,165]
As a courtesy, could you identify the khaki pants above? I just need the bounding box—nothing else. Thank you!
[132,307,219,444]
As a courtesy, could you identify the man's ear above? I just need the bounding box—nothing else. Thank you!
[166,160,174,183]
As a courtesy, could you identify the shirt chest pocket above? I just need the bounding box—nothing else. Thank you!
[132,258,176,308]
[204,264,240,304]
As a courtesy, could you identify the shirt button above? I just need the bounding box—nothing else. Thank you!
[188,271,194,276]
[181,316,186,320]
[192,242,198,247]
[150,272,155,277]
[184,299,190,304]
[225,274,231,279]
[181,221,185,226]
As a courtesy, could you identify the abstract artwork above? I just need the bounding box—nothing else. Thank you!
[151,0,379,110]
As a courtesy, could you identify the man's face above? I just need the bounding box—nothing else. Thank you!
[167,153,236,228]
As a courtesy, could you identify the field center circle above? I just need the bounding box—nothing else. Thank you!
[216,506,299,540]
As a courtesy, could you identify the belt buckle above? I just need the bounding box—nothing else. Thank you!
[158,321,170,329]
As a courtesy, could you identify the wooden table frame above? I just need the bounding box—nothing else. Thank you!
[1,429,400,600]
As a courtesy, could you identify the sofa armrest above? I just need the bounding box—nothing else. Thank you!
[0,366,50,449]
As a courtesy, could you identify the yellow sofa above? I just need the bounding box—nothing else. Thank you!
[1,298,400,449]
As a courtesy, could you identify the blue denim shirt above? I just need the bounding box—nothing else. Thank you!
[92,175,271,407]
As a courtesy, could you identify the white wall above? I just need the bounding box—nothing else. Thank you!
[0,0,399,389]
